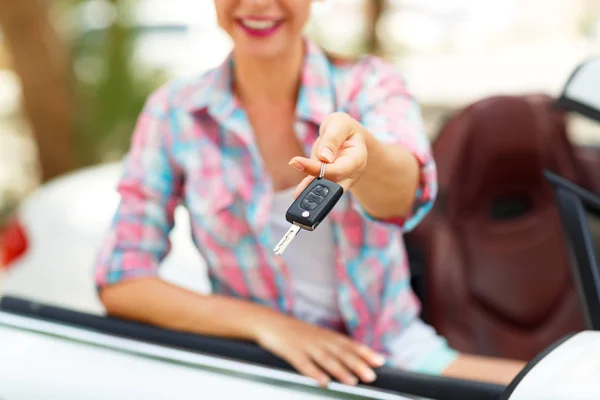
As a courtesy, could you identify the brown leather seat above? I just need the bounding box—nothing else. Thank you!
[411,94,591,361]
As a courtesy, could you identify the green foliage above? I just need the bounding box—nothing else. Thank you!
[0,194,18,227]
[60,0,169,166]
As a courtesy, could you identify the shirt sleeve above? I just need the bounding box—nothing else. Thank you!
[94,87,183,288]
[350,58,438,233]
[387,318,459,375]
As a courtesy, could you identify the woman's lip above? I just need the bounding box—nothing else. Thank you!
[236,16,283,21]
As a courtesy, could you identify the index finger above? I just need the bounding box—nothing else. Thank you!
[337,337,387,367]
[355,344,387,368]
[317,113,357,163]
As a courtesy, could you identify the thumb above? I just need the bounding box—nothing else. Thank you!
[315,136,336,164]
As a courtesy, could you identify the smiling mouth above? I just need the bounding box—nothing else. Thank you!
[237,18,284,37]
[240,19,280,29]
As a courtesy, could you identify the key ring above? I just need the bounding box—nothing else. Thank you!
[319,162,326,179]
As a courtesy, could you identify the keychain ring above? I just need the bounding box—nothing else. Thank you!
[319,162,326,179]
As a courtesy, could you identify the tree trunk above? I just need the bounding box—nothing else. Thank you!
[365,0,386,55]
[0,0,73,182]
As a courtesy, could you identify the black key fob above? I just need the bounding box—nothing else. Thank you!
[285,178,344,231]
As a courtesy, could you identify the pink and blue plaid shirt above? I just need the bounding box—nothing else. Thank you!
[95,39,437,360]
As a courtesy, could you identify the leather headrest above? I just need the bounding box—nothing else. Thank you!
[435,95,578,220]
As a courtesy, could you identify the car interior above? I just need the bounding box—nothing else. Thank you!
[406,93,595,361]
[404,56,600,364]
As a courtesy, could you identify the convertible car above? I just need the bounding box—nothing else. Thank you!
[1,56,599,400]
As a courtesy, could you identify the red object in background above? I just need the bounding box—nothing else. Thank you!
[1,217,28,268]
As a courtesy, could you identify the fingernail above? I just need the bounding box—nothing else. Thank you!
[320,147,334,163]
[374,354,386,366]
[288,160,304,171]
[347,376,358,386]
[364,369,376,382]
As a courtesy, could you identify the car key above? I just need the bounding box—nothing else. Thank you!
[273,163,344,255]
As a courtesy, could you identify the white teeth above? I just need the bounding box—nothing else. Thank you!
[241,19,277,30]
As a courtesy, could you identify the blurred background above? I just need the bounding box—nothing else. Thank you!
[1,0,600,225]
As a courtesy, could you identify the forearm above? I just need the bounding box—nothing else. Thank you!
[350,130,420,219]
[99,277,285,342]
[441,354,526,385]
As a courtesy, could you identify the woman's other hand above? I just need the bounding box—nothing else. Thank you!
[289,112,368,198]
[254,314,386,387]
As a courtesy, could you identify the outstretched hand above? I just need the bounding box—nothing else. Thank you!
[289,112,368,198]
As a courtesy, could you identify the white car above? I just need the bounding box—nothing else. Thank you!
[2,55,599,400]
[1,161,210,315]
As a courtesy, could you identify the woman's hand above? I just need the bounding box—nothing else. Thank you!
[254,314,386,387]
[289,112,368,198]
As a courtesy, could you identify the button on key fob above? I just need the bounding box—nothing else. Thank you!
[273,177,343,255]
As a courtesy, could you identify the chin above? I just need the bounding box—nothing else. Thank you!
[236,41,296,60]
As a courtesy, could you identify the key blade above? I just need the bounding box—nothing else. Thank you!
[273,224,301,255]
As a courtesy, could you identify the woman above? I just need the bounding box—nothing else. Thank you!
[95,0,525,387]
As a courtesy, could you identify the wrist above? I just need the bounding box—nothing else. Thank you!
[350,132,419,219]
[245,305,292,342]
[361,128,383,168]
[350,130,381,197]
[352,130,383,189]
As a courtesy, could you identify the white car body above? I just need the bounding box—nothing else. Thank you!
[0,311,405,400]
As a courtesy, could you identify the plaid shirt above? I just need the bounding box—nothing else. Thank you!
[95,39,437,359]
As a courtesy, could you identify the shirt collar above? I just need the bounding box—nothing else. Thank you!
[185,38,336,127]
